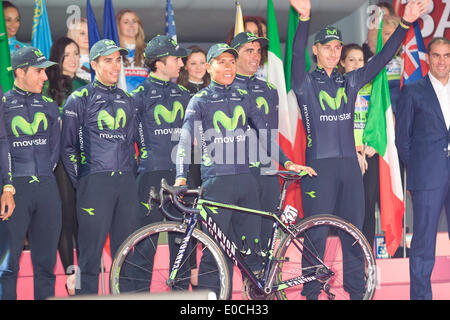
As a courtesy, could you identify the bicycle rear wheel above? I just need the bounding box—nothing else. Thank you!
[274,215,376,300]
[110,221,230,299]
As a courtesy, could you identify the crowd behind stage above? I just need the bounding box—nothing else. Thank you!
[0,0,449,300]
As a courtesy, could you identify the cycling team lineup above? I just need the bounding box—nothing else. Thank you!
[1,0,448,302]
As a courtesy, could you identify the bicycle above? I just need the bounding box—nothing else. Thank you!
[110,170,377,300]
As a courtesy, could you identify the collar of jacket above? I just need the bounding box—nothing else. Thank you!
[234,73,256,84]
[210,80,233,92]
[313,65,342,80]
[149,73,171,87]
[12,84,33,96]
[93,78,118,91]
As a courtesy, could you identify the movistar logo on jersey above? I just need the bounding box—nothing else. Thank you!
[11,112,48,137]
[154,101,184,125]
[72,88,89,99]
[319,88,347,111]
[213,105,246,133]
[256,96,269,115]
[97,108,126,131]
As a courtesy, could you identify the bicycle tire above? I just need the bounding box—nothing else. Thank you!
[110,221,231,300]
[273,214,377,300]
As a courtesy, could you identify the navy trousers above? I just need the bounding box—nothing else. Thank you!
[75,172,139,295]
[300,157,365,299]
[409,180,450,300]
[198,173,262,298]
[0,176,61,300]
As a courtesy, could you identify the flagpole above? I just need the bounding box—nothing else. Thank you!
[403,168,407,258]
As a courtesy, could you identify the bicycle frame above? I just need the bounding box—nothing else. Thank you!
[165,176,333,296]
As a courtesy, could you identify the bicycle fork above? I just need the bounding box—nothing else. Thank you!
[166,214,198,287]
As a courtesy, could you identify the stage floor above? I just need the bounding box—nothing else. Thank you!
[14,232,450,300]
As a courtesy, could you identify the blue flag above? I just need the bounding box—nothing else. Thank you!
[165,0,177,42]
[103,0,120,44]
[31,0,53,59]
[102,0,127,90]
[86,0,100,81]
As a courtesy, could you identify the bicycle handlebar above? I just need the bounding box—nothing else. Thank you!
[154,179,201,222]
[151,171,305,222]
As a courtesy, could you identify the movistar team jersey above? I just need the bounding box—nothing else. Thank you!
[2,85,60,178]
[292,19,409,163]
[61,79,138,188]
[231,73,280,171]
[176,81,289,181]
[0,87,12,186]
[131,74,190,173]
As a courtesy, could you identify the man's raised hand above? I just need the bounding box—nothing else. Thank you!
[403,0,430,23]
[289,0,311,19]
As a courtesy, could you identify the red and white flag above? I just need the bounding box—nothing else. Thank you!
[363,17,405,256]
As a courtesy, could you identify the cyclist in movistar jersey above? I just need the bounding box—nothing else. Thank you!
[60,39,139,295]
[289,0,429,299]
[0,86,15,222]
[131,35,192,289]
[175,43,314,297]
[0,47,61,300]
[230,31,282,250]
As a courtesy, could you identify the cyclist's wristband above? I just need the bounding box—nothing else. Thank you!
[299,16,310,22]
[400,18,412,29]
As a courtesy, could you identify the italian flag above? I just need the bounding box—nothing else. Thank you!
[267,0,308,218]
[363,17,404,256]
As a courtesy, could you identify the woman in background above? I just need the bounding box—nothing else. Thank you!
[2,1,28,54]
[66,18,91,82]
[44,36,88,296]
[177,45,210,97]
[116,9,149,92]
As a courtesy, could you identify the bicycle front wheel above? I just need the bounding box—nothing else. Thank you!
[110,221,230,300]
[274,215,377,300]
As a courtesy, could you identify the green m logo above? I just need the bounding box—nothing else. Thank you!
[71,88,89,99]
[97,108,126,131]
[319,88,347,111]
[11,112,48,137]
[213,105,246,133]
[34,49,44,58]
[326,28,338,36]
[154,101,184,125]
[256,96,269,115]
